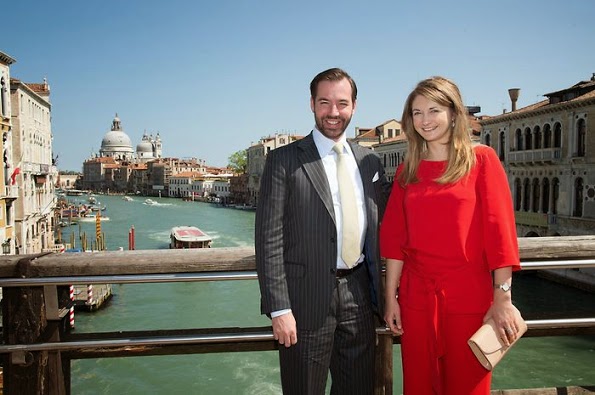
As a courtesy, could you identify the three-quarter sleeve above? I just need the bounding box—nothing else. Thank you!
[476,146,521,272]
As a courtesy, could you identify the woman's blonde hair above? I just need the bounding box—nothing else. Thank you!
[398,76,475,186]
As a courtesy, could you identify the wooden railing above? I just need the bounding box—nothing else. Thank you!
[0,237,595,394]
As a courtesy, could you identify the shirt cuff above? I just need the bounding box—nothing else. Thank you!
[271,309,292,318]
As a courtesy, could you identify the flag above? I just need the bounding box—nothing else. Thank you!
[10,167,20,185]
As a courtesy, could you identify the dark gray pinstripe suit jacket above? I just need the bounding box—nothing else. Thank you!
[255,132,390,330]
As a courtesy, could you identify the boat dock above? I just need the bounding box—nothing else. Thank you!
[73,284,113,311]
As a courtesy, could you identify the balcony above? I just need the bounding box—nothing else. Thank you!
[515,210,548,227]
[508,148,562,165]
[3,184,19,199]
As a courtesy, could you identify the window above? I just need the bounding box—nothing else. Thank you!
[499,132,505,161]
[514,178,522,211]
[522,178,530,211]
[541,178,550,214]
[533,126,542,149]
[576,118,586,157]
[543,124,552,149]
[0,77,6,117]
[515,129,523,151]
[553,123,562,148]
[524,127,532,150]
[532,178,540,213]
[573,178,584,217]
[552,178,559,215]
[485,134,491,147]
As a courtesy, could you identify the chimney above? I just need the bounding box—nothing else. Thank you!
[508,88,520,112]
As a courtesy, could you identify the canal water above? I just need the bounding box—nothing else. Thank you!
[59,194,595,394]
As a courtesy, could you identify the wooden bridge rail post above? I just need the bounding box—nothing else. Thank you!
[1,253,67,395]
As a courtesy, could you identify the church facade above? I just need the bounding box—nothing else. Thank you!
[82,114,162,191]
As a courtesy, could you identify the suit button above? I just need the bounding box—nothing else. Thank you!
[330,237,336,243]
[330,268,336,274]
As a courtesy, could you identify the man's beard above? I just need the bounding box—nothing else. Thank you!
[314,114,352,140]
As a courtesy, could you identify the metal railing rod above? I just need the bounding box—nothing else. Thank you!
[0,258,594,287]
[521,259,595,270]
[525,318,595,329]
[0,271,258,287]
[0,319,592,354]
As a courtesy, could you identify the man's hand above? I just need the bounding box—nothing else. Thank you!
[272,312,298,348]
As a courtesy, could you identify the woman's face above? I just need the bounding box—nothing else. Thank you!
[411,94,453,146]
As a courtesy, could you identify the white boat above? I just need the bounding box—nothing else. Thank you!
[170,226,212,249]
[78,215,110,222]
[144,198,157,205]
[122,196,133,201]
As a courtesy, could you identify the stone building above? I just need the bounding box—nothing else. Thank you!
[480,75,595,287]
[0,50,17,255]
[246,133,303,205]
[480,75,595,237]
[353,119,402,148]
[10,77,57,254]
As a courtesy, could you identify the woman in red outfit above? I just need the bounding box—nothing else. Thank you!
[380,76,522,395]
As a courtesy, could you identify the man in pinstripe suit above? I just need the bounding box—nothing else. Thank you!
[256,68,390,394]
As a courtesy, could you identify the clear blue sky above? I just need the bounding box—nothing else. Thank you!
[4,0,594,172]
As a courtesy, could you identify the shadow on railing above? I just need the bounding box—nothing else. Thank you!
[0,236,595,395]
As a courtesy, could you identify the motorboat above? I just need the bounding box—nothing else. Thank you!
[78,215,110,222]
[144,198,157,205]
[170,226,212,249]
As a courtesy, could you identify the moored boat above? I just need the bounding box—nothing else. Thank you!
[169,226,212,249]
[78,215,110,222]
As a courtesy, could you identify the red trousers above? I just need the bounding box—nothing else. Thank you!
[399,266,492,395]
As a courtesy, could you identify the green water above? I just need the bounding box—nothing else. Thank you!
[61,195,595,394]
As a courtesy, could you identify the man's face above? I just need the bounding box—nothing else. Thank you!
[310,78,356,141]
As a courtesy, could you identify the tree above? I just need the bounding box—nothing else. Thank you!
[228,149,247,174]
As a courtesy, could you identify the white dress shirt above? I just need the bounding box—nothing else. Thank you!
[312,127,367,269]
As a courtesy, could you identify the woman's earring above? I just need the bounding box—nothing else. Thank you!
[451,119,455,128]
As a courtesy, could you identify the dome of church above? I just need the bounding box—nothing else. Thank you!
[136,141,153,153]
[100,114,133,153]
[102,131,133,149]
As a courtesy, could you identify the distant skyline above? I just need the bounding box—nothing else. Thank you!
[4,0,594,171]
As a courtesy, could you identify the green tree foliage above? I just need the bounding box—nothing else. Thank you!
[228,149,247,174]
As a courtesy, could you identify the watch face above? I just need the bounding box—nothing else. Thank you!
[499,283,511,292]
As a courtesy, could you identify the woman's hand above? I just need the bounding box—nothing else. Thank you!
[384,294,404,336]
[483,297,520,346]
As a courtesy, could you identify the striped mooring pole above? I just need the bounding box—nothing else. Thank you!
[69,285,75,328]
[87,284,93,306]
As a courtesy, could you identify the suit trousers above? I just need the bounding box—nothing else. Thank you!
[278,266,376,395]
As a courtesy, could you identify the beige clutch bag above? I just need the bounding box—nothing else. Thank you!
[467,308,527,370]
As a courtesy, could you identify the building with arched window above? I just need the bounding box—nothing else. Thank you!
[480,74,595,238]
[480,75,595,287]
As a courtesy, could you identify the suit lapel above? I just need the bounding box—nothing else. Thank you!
[298,134,335,222]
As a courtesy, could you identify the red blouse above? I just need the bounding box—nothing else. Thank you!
[380,145,520,279]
